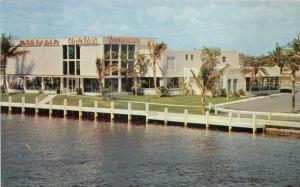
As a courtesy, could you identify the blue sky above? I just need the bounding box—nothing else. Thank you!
[0,0,299,55]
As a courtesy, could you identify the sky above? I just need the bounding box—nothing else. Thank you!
[0,0,299,55]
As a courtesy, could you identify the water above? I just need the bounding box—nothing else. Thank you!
[1,114,300,186]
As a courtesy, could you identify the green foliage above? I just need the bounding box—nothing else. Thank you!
[238,89,245,96]
[158,86,169,97]
[75,88,83,95]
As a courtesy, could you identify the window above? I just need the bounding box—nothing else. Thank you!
[63,45,68,59]
[69,61,75,75]
[121,45,127,57]
[68,45,75,59]
[128,45,135,59]
[185,54,188,60]
[111,44,119,59]
[63,61,68,75]
[84,78,99,92]
[76,45,80,59]
[112,61,118,76]
[191,54,194,60]
[104,44,111,59]
[76,61,80,75]
[222,56,226,62]
[166,56,175,72]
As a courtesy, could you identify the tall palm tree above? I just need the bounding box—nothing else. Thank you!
[147,41,167,96]
[95,51,118,100]
[287,35,300,112]
[1,34,28,94]
[190,47,226,114]
[241,55,269,91]
[268,36,300,112]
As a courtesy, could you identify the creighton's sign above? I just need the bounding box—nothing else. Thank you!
[68,36,99,46]
[107,36,139,44]
[20,39,59,47]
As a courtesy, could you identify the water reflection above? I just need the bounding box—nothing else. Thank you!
[1,114,300,186]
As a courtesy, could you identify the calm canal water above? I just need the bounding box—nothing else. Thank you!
[1,114,300,186]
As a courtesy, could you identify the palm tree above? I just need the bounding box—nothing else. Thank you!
[95,51,118,100]
[241,55,269,91]
[268,36,300,112]
[1,34,28,94]
[190,47,226,114]
[287,35,300,112]
[147,41,167,96]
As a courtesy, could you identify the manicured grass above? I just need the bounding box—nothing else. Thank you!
[50,94,247,114]
[0,93,45,103]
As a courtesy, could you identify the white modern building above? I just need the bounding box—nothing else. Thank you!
[3,36,281,96]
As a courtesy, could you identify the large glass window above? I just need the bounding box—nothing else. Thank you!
[63,45,68,59]
[68,45,75,59]
[104,44,111,59]
[69,61,75,75]
[76,61,80,75]
[112,61,119,76]
[44,77,60,90]
[122,78,133,92]
[26,77,42,90]
[76,45,80,59]
[121,45,127,56]
[111,44,119,59]
[128,45,135,59]
[63,61,68,75]
[84,78,99,92]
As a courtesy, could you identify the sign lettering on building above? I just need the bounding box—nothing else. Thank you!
[68,36,99,46]
[20,39,59,47]
[107,36,139,44]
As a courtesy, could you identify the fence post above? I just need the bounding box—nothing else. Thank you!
[79,99,82,118]
[8,96,12,113]
[110,101,114,120]
[214,107,218,115]
[206,111,209,130]
[184,109,188,127]
[35,97,39,115]
[21,96,25,114]
[63,99,67,117]
[237,111,240,119]
[145,102,149,123]
[94,100,98,120]
[49,99,53,116]
[252,114,256,134]
[228,112,232,132]
[164,108,168,125]
[128,102,132,122]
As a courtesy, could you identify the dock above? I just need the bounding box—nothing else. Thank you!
[1,96,300,134]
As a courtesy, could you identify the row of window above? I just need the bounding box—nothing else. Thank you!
[63,45,80,59]
[185,54,194,61]
[104,44,135,59]
[63,61,80,75]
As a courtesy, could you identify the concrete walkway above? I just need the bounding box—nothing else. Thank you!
[39,94,56,104]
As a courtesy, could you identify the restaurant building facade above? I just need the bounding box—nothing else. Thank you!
[3,36,281,96]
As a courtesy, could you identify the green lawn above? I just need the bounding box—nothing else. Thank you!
[50,94,247,114]
[0,93,45,103]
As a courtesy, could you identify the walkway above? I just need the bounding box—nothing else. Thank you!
[39,94,57,105]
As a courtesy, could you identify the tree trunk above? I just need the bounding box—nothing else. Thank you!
[134,77,137,96]
[291,71,296,113]
[201,90,206,114]
[153,60,158,96]
[100,77,105,100]
[2,64,8,94]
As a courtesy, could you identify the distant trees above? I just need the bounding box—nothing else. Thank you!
[191,47,227,114]
[1,33,28,93]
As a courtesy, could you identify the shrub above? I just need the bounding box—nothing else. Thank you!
[75,88,83,95]
[158,86,169,97]
[233,91,240,98]
[219,88,227,97]
[238,89,245,96]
